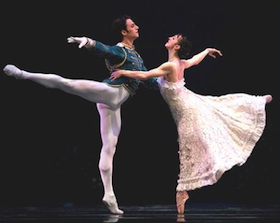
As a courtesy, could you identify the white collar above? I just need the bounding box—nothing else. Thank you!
[116,42,135,50]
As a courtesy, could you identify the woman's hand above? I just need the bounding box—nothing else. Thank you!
[110,70,124,80]
[207,48,223,58]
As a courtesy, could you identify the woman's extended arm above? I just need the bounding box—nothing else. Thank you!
[110,62,174,80]
[182,48,222,69]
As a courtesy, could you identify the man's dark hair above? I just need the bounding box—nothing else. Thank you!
[177,34,192,59]
[111,15,131,41]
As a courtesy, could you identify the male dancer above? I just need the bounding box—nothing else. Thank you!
[3,15,158,214]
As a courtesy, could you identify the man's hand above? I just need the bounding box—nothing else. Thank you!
[67,36,88,48]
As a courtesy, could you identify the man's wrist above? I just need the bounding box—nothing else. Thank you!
[85,38,96,48]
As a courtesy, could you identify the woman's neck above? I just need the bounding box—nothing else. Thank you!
[168,51,179,62]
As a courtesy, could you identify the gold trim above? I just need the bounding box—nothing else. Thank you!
[105,47,127,71]
[130,56,138,60]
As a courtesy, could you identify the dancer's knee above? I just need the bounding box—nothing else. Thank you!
[101,143,117,156]
[99,161,111,172]
[45,75,68,89]
[60,79,75,91]
[99,148,115,172]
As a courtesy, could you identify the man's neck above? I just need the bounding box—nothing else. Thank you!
[121,39,135,49]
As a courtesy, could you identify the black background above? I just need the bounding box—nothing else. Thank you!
[0,0,279,207]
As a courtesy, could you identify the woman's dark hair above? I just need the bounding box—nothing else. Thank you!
[111,15,131,41]
[177,34,192,59]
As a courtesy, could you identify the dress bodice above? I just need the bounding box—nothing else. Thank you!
[156,76,185,91]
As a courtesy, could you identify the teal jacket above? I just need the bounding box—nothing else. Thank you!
[90,41,159,96]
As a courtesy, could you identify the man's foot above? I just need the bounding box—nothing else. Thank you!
[264,95,273,103]
[103,214,121,223]
[176,191,189,215]
[3,64,24,79]
[102,195,124,215]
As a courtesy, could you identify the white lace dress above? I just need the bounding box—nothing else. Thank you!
[156,77,267,191]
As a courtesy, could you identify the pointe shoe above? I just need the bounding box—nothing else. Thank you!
[102,195,124,215]
[177,214,186,222]
[3,64,24,79]
[176,191,189,215]
[264,95,273,103]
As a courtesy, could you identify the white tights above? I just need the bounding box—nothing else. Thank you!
[8,66,130,214]
[21,71,129,110]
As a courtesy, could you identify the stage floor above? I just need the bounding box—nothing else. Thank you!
[0,202,279,223]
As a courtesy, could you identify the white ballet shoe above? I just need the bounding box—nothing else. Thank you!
[103,214,121,222]
[102,195,124,215]
[3,64,24,79]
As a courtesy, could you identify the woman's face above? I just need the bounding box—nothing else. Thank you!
[165,34,181,49]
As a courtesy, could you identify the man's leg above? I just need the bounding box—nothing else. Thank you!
[4,64,130,214]
[3,64,124,107]
[97,103,124,215]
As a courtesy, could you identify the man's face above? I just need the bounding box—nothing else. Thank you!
[123,19,139,39]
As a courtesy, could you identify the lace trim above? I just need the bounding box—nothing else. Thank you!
[157,77,185,90]
[176,98,266,191]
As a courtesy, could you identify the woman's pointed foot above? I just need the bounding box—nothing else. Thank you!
[102,195,124,215]
[264,95,273,103]
[177,214,186,222]
[176,191,189,215]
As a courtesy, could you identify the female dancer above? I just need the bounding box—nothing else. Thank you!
[110,34,272,214]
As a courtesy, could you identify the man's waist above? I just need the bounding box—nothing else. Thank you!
[102,77,140,96]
